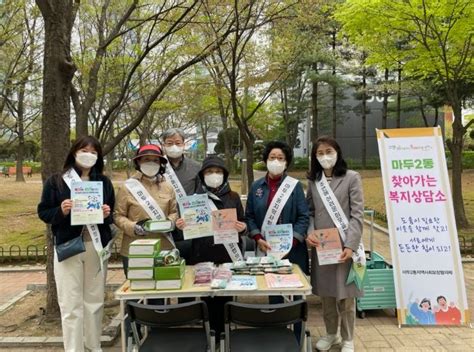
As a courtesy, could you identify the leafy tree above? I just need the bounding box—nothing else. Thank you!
[336,0,474,228]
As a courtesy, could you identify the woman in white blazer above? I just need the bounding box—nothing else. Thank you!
[306,136,364,352]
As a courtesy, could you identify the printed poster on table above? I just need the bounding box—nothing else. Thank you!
[264,224,293,260]
[212,208,239,244]
[178,194,213,240]
[377,127,469,326]
[70,181,103,226]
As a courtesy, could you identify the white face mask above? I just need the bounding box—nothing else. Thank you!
[75,152,98,169]
[317,153,338,170]
[165,145,184,159]
[266,160,286,176]
[140,162,160,177]
[204,173,224,189]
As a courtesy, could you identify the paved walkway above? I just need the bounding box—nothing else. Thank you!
[1,225,473,351]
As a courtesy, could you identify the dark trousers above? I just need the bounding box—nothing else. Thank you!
[201,296,233,341]
[268,241,308,344]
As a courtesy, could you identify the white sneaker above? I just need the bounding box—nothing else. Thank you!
[315,334,342,351]
[341,340,354,352]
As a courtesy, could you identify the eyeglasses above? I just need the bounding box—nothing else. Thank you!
[268,156,286,162]
[164,142,184,147]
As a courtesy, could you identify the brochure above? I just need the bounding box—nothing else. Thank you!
[225,275,257,290]
[70,181,103,225]
[265,273,303,288]
[315,228,343,265]
[212,208,239,244]
[264,224,293,259]
[178,194,213,240]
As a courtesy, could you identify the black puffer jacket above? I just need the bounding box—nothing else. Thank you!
[190,156,245,264]
[37,167,115,247]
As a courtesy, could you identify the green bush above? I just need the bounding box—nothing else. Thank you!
[253,161,267,171]
[445,151,474,169]
[345,157,381,170]
[0,161,42,173]
[291,157,309,170]
[111,160,130,170]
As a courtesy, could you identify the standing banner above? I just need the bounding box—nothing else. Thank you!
[377,127,469,326]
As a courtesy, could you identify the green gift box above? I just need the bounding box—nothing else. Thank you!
[129,239,161,257]
[154,259,185,280]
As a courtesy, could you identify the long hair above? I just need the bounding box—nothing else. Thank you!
[307,136,347,181]
[52,136,104,191]
[62,136,104,175]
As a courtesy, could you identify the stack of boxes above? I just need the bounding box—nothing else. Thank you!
[128,239,186,291]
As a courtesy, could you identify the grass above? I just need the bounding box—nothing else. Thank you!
[0,169,472,249]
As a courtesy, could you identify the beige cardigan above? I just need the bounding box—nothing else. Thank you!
[114,173,178,256]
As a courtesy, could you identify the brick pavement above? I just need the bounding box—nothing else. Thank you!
[1,225,473,351]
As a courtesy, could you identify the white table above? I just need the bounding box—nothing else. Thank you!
[114,264,312,351]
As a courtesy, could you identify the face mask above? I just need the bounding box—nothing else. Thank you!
[140,162,160,177]
[75,152,98,168]
[317,153,338,169]
[165,145,184,159]
[204,173,224,189]
[266,160,286,176]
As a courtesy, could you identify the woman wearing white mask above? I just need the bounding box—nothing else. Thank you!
[306,136,364,352]
[245,141,309,341]
[115,144,178,276]
[175,156,246,339]
[38,136,115,352]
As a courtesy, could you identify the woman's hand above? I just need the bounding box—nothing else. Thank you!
[102,204,111,218]
[234,221,246,232]
[257,239,271,253]
[175,218,186,230]
[306,230,320,248]
[61,199,73,216]
[339,247,353,262]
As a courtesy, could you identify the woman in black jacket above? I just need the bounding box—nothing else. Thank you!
[37,136,115,352]
[176,155,246,340]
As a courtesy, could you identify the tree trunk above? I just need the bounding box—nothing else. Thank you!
[15,78,27,182]
[331,31,337,138]
[36,0,77,320]
[311,64,319,142]
[382,68,388,129]
[361,69,367,168]
[396,65,402,128]
[448,102,469,228]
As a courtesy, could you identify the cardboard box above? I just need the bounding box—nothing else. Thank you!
[154,259,185,280]
[128,268,154,280]
[129,239,161,257]
[130,279,156,291]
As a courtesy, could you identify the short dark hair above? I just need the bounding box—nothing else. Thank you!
[436,295,446,303]
[307,136,347,181]
[262,141,293,167]
[419,298,431,309]
[63,136,104,175]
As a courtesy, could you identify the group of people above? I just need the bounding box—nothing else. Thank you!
[37,129,364,352]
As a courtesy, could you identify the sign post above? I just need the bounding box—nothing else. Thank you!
[377,127,469,326]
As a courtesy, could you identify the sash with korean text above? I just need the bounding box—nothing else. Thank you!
[315,174,366,289]
[164,160,187,200]
[125,178,175,247]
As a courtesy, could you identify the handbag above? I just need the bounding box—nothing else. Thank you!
[55,235,85,262]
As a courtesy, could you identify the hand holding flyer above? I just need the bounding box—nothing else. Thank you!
[314,228,343,265]
[70,181,104,226]
[212,208,239,244]
[178,194,213,240]
[264,224,293,260]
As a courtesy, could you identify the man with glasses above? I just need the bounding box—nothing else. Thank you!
[161,128,201,262]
